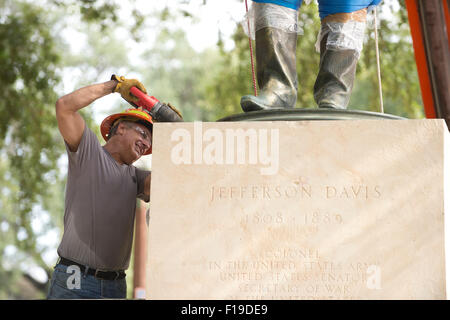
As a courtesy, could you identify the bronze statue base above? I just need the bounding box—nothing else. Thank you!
[217,108,404,122]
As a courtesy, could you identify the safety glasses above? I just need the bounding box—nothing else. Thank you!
[132,126,152,145]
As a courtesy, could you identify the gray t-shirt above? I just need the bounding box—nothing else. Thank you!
[57,125,150,271]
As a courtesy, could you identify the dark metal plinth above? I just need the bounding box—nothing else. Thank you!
[217,108,405,122]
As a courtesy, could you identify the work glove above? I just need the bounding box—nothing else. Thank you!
[111,74,147,106]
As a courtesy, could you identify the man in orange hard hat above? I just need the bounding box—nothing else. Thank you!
[47,75,160,299]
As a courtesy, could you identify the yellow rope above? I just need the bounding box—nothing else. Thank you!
[245,0,258,96]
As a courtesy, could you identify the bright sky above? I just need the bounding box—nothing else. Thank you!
[148,0,246,52]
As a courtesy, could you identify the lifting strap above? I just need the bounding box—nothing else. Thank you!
[374,7,384,113]
[245,0,258,97]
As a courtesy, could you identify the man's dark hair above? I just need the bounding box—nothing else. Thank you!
[108,120,132,140]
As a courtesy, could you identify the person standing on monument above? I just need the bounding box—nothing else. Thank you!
[240,0,382,112]
[47,75,158,299]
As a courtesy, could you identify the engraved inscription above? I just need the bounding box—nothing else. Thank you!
[210,183,382,201]
[148,120,446,300]
[208,257,380,299]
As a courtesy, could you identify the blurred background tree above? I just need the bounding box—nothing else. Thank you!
[0,0,424,299]
[0,0,64,299]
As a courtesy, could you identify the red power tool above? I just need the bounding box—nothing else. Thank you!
[128,86,183,122]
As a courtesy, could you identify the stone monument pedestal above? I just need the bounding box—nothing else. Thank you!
[146,115,448,300]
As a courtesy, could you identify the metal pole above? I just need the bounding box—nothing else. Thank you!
[418,0,450,127]
[405,0,437,119]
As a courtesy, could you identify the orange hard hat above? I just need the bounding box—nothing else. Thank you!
[100,108,153,155]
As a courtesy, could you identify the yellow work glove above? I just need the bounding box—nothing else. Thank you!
[111,74,147,105]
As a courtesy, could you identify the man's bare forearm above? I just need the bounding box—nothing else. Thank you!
[56,80,117,113]
[55,80,118,151]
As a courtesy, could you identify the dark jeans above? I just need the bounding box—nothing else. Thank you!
[47,263,127,299]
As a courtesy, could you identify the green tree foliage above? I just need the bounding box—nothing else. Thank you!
[140,27,223,122]
[0,0,64,298]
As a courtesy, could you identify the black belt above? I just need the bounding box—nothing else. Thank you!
[58,256,126,280]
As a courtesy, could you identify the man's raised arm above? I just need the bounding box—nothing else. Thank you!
[55,80,117,152]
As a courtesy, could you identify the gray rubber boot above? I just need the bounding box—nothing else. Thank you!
[240,26,298,112]
[313,24,360,109]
